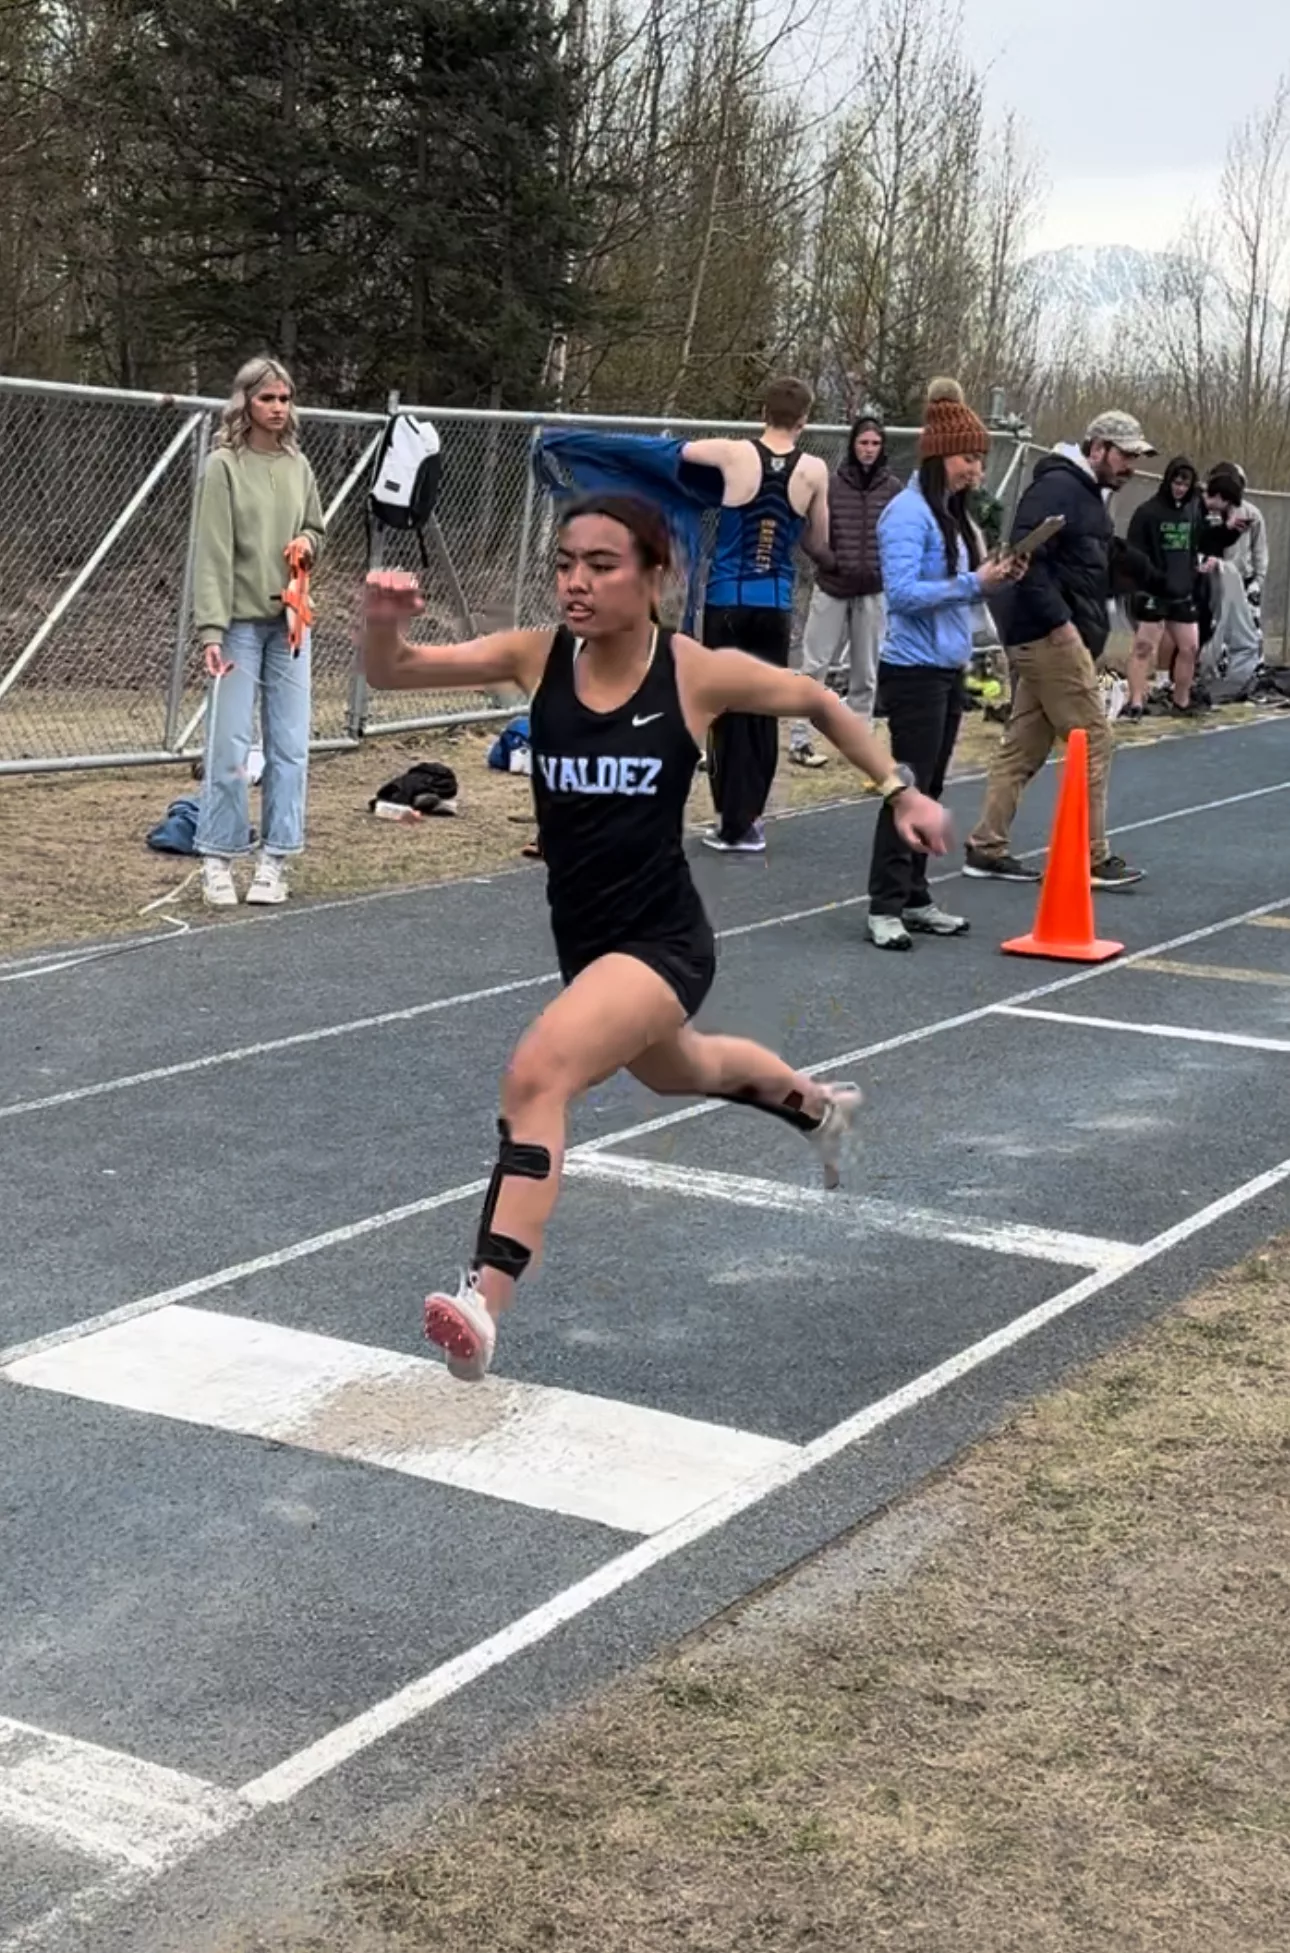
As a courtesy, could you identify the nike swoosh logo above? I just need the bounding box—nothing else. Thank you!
[632,712,664,727]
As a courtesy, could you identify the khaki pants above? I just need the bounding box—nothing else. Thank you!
[969,630,1113,866]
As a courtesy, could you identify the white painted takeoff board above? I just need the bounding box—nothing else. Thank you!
[4,1306,798,1536]
[0,1715,242,1871]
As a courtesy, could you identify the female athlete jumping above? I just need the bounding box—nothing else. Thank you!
[363,496,952,1380]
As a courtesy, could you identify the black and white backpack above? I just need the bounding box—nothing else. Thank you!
[368,413,442,562]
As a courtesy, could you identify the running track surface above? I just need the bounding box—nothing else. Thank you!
[4,717,1290,1951]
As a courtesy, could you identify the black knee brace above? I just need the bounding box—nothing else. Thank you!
[714,1086,822,1134]
[472,1118,552,1281]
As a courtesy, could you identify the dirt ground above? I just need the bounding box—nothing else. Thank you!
[0,699,1273,959]
[221,1241,1290,1953]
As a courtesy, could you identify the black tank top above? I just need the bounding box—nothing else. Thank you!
[530,625,706,954]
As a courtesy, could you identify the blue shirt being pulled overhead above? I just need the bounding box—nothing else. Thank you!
[876,478,985,669]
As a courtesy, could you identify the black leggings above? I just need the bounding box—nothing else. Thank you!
[703,605,792,841]
[867,663,963,915]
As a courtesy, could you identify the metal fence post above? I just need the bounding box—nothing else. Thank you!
[164,414,207,749]
[344,388,398,741]
[511,425,541,627]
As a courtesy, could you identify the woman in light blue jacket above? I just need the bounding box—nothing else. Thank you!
[865,379,1021,950]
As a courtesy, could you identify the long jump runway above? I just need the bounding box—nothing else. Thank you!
[3,717,1290,1950]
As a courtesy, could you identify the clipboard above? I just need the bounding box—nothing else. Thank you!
[1009,514,1066,560]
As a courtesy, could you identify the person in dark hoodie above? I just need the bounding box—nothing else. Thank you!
[790,414,901,765]
[1123,457,1204,719]
[964,409,1161,892]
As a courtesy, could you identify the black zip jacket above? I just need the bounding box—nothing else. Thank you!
[992,451,1163,657]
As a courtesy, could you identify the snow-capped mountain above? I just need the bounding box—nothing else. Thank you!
[1023,243,1213,362]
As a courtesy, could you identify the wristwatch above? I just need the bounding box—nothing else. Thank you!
[879,764,916,801]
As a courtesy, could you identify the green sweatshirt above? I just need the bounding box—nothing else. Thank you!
[193,445,326,646]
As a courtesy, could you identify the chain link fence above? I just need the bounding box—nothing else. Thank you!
[1016,442,1290,666]
[0,374,1024,774]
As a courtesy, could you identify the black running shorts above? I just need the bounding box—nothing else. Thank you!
[1130,595,1198,628]
[556,919,717,1022]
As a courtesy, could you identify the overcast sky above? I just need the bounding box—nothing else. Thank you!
[958,0,1275,251]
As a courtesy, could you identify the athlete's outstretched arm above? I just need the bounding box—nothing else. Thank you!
[363,570,544,692]
[680,643,953,854]
[679,436,738,475]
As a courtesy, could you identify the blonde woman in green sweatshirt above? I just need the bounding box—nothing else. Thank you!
[193,355,326,907]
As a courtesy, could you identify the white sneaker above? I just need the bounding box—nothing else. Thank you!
[806,1082,864,1191]
[201,857,238,908]
[701,821,766,854]
[902,903,969,937]
[246,852,289,905]
[424,1273,497,1382]
[866,914,912,951]
[789,743,828,768]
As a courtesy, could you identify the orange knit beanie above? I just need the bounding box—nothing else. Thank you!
[918,377,991,460]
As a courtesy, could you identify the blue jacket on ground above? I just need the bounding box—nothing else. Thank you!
[876,480,984,669]
[534,430,725,629]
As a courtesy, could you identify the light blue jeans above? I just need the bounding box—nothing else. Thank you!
[196,618,311,858]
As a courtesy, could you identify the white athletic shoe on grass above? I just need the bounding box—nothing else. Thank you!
[807,1082,864,1191]
[246,852,290,905]
[201,857,238,908]
[425,1273,497,1382]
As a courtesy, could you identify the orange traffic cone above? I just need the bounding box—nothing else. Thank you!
[1002,728,1123,963]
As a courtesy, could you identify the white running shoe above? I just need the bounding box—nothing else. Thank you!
[866,914,912,951]
[806,1082,864,1191]
[902,903,969,937]
[200,856,238,908]
[701,821,766,854]
[424,1273,497,1382]
[246,852,289,905]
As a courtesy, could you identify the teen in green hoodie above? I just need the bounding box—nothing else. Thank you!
[193,356,325,908]
[1124,456,1203,717]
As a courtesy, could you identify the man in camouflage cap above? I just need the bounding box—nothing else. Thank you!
[964,409,1161,891]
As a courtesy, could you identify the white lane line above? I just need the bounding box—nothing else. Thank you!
[995,1005,1290,1053]
[1132,955,1290,987]
[0,973,558,1122]
[237,1143,1290,1810]
[0,1178,489,1369]
[573,891,1290,1156]
[7,890,1290,1376]
[7,767,1290,1120]
[0,1715,243,1873]
[566,1154,1136,1270]
[5,1307,796,1538]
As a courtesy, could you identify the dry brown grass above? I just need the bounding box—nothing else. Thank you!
[220,1245,1290,1953]
[0,693,1272,958]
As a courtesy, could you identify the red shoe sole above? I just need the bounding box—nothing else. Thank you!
[424,1294,485,1364]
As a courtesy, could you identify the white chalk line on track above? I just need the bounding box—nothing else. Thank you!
[4,771,1290,1126]
[1,710,1283,987]
[4,889,1289,1375]
[996,1005,1290,1053]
